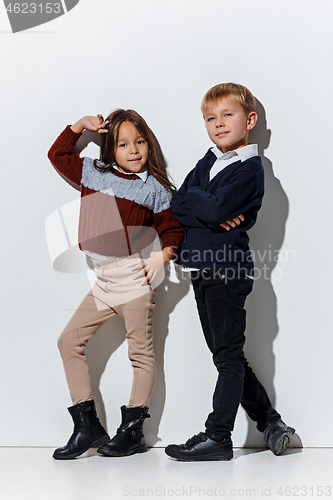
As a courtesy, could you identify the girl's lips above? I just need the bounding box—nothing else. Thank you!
[129,158,141,162]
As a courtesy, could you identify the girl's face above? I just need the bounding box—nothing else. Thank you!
[114,121,149,174]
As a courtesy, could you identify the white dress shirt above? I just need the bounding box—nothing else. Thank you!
[209,143,258,181]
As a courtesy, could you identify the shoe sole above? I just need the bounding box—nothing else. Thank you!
[97,443,147,457]
[270,427,295,456]
[165,448,233,461]
[53,434,110,460]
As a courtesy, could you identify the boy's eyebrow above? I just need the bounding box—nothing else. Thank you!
[205,108,236,115]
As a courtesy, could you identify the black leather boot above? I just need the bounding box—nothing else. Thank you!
[53,400,110,460]
[97,405,150,457]
[263,419,295,456]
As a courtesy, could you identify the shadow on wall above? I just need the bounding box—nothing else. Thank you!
[146,267,191,446]
[244,100,300,447]
[51,129,191,446]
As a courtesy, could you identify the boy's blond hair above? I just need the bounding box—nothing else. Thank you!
[201,83,256,116]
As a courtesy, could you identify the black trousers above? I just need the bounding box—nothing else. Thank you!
[191,270,280,441]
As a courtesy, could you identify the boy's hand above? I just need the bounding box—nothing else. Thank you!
[71,115,109,134]
[220,214,244,231]
[132,248,175,286]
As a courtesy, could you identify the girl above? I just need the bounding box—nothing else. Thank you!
[48,110,184,459]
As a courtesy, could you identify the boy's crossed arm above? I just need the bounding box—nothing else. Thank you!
[171,168,209,229]
[184,168,260,228]
[171,167,246,231]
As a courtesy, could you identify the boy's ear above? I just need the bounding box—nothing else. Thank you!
[247,112,257,130]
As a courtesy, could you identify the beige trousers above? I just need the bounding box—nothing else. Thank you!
[57,254,156,407]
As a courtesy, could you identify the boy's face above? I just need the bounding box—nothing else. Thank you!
[203,97,257,153]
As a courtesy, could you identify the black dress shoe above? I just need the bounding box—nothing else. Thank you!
[263,419,295,456]
[165,432,233,461]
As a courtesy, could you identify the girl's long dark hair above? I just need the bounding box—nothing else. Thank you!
[93,109,176,193]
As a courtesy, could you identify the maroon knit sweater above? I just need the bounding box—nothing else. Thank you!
[48,126,184,257]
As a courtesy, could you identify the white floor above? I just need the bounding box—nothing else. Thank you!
[1,447,332,500]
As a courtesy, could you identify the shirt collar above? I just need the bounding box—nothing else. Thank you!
[211,144,258,162]
[112,163,148,182]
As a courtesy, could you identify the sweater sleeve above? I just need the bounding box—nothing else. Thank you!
[47,125,84,186]
[170,167,208,228]
[151,185,184,254]
[153,207,184,254]
[185,164,264,227]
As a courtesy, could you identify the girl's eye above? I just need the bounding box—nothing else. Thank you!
[119,143,126,148]
[225,113,232,117]
[137,140,145,144]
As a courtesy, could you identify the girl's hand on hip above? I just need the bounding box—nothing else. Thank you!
[132,248,175,286]
[71,115,109,134]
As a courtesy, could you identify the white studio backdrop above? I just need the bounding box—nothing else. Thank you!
[0,0,332,448]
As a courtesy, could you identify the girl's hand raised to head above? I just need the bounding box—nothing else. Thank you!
[70,115,109,134]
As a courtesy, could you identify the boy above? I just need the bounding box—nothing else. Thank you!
[165,83,294,461]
